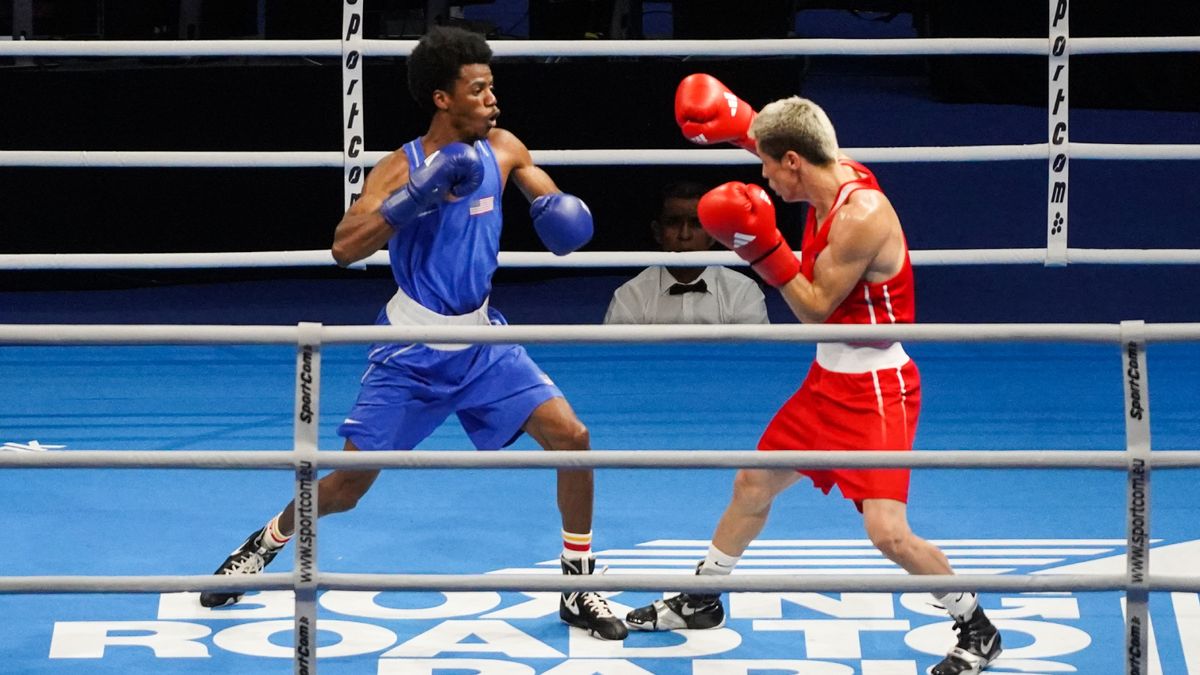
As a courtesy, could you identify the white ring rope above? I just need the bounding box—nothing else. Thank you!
[3,572,1199,595]
[0,150,339,168]
[1,36,1199,58]
[4,248,1200,271]
[1,322,1198,345]
[2,449,1199,471]
[0,321,1195,345]
[4,144,1199,168]
[5,571,1200,595]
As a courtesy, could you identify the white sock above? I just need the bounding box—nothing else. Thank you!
[934,591,979,622]
[698,544,740,575]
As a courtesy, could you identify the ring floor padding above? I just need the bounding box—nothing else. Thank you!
[1,342,1198,674]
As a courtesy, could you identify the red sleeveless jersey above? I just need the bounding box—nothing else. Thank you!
[800,159,915,326]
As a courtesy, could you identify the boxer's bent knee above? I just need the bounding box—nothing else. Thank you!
[546,420,589,451]
[864,513,915,561]
[319,470,379,515]
[730,469,783,512]
[527,397,590,450]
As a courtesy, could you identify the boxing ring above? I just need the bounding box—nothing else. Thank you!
[3,3,1200,674]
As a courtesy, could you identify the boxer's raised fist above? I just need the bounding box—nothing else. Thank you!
[380,142,484,229]
[675,74,757,153]
[698,182,798,287]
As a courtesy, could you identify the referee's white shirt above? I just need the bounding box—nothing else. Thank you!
[603,266,770,325]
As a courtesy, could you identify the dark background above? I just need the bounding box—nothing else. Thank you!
[1,1,1198,324]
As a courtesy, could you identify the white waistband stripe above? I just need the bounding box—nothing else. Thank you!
[816,342,911,373]
[384,287,491,351]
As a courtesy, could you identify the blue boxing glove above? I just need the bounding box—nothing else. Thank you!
[530,193,593,256]
[379,142,485,229]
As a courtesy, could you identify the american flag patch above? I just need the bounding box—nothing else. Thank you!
[469,196,494,215]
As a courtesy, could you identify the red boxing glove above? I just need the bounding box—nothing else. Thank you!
[698,182,799,287]
[674,74,758,153]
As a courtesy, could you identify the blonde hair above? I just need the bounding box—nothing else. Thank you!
[749,96,839,166]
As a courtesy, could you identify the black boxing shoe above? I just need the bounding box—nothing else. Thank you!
[931,606,1003,675]
[626,561,726,630]
[625,591,726,630]
[199,527,283,608]
[559,555,628,641]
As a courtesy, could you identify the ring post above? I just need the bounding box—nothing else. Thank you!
[342,0,366,214]
[1046,0,1069,266]
[1120,319,1151,675]
[293,322,322,674]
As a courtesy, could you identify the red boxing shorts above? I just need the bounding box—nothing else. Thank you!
[758,359,920,510]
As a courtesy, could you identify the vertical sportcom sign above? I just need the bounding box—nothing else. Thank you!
[343,0,366,211]
[1121,320,1151,675]
[1046,0,1069,265]
[294,323,322,674]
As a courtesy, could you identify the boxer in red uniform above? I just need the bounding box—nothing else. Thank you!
[627,76,1003,675]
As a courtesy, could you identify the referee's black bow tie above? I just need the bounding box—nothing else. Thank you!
[668,279,708,295]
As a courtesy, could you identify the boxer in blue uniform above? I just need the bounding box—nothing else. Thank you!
[199,26,626,641]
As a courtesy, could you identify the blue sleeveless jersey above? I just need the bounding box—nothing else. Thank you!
[341,136,564,450]
[386,137,503,316]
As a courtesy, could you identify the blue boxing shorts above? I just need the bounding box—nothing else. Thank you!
[337,340,562,451]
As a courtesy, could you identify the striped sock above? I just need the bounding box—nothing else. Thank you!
[263,514,291,549]
[561,529,592,559]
